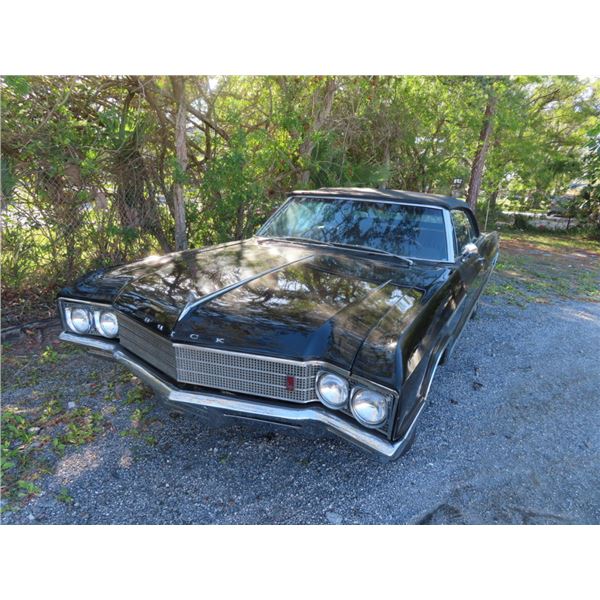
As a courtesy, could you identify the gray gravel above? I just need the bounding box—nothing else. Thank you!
[3,296,600,524]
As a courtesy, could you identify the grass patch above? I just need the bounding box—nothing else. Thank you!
[40,346,60,365]
[500,229,600,254]
[485,230,600,305]
[58,409,105,446]
[16,480,42,499]
[1,411,46,510]
[56,487,74,504]
[485,282,530,307]
[124,386,150,405]
[2,342,86,391]
[1,343,157,513]
[1,401,107,511]
[117,384,157,444]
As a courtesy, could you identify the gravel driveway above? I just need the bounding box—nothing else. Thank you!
[3,292,599,525]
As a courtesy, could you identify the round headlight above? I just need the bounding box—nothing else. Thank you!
[316,372,349,409]
[350,388,389,427]
[95,310,119,338]
[68,307,91,334]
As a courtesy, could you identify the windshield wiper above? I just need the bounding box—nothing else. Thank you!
[257,236,325,248]
[326,242,414,266]
[258,236,413,266]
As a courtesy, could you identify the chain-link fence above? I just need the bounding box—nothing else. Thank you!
[1,169,176,327]
[1,171,278,327]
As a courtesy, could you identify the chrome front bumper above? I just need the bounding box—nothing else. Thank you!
[59,332,418,461]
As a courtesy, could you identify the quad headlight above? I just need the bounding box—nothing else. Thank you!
[95,310,119,337]
[62,301,119,339]
[316,371,349,409]
[67,307,92,334]
[315,370,392,428]
[350,387,389,427]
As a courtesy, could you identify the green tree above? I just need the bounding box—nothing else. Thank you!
[2,75,598,313]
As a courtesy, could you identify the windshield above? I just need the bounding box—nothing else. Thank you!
[257,197,449,261]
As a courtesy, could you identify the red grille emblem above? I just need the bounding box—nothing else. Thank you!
[286,375,295,392]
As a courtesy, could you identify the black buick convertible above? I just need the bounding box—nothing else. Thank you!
[58,188,499,460]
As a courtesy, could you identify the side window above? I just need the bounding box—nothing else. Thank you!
[451,210,477,253]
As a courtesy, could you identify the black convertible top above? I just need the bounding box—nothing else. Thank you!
[290,187,469,210]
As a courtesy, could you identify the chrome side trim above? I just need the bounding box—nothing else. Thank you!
[420,340,447,402]
[59,332,413,460]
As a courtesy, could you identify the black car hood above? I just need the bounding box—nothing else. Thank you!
[65,239,450,369]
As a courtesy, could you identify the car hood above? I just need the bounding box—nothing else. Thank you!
[65,239,449,369]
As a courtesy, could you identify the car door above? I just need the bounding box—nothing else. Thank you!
[451,209,485,313]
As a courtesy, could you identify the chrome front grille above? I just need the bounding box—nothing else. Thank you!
[117,313,319,403]
[118,313,177,379]
[175,344,319,403]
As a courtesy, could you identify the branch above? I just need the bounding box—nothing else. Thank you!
[184,102,230,142]
[146,78,230,142]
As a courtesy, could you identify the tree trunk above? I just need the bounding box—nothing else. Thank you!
[114,132,172,254]
[170,76,189,251]
[466,91,497,211]
[489,187,499,214]
[382,141,391,188]
[235,201,245,240]
[483,187,500,231]
[298,78,337,185]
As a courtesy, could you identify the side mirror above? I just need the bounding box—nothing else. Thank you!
[461,243,479,260]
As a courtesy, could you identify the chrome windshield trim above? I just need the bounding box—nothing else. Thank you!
[442,208,456,263]
[256,195,453,265]
[281,194,449,211]
[257,195,294,232]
